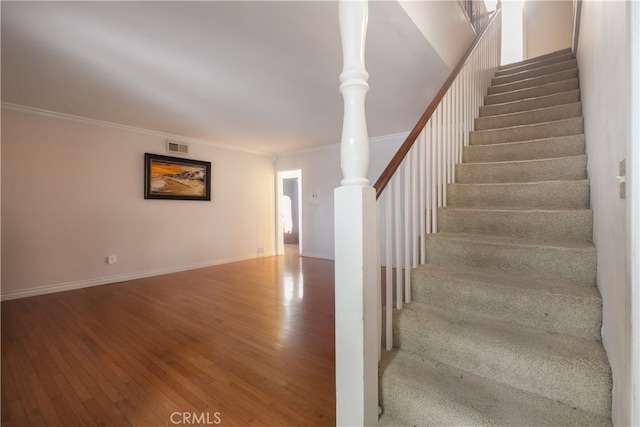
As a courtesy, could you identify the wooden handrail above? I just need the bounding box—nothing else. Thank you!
[374,3,501,199]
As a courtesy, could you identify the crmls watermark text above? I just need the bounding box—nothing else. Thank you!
[170,412,222,425]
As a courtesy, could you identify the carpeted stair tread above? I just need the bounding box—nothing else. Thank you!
[437,206,593,242]
[425,232,596,286]
[485,78,579,106]
[380,350,611,427]
[480,89,580,117]
[492,58,578,86]
[463,134,586,162]
[394,303,611,416]
[447,179,590,209]
[455,154,587,183]
[377,412,409,427]
[469,117,583,145]
[496,50,574,76]
[498,48,572,68]
[411,263,602,339]
[488,67,578,95]
[475,102,582,130]
[426,231,595,251]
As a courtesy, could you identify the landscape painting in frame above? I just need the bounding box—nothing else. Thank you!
[144,153,211,201]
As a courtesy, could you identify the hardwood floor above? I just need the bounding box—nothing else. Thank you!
[1,252,336,426]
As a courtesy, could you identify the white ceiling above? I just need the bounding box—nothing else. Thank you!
[1,1,450,154]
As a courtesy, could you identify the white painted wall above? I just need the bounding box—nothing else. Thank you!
[397,0,476,70]
[274,134,405,260]
[501,0,524,65]
[1,106,275,300]
[576,2,633,424]
[522,0,573,59]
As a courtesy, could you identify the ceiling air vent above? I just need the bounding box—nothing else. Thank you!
[166,140,189,154]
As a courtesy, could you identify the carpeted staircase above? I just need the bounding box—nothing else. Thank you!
[379,48,612,426]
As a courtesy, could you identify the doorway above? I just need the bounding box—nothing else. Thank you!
[277,170,302,256]
[501,0,524,64]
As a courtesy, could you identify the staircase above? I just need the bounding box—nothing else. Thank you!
[379,49,612,426]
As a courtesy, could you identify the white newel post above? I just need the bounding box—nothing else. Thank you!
[335,0,378,426]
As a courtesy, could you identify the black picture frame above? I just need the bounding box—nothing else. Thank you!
[144,153,211,201]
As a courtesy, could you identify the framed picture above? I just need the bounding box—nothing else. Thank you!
[144,153,211,201]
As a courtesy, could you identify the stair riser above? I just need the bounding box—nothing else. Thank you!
[500,48,571,67]
[411,269,602,339]
[485,79,579,106]
[488,68,578,95]
[380,350,611,426]
[394,309,610,415]
[378,413,409,427]
[469,117,583,145]
[463,135,586,163]
[480,90,581,117]
[437,208,593,242]
[381,374,483,426]
[475,102,582,131]
[492,59,578,86]
[455,155,587,183]
[424,236,596,286]
[496,52,574,76]
[380,356,492,426]
[448,181,590,210]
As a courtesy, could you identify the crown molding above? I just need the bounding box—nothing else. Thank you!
[3,102,410,159]
[1,102,272,157]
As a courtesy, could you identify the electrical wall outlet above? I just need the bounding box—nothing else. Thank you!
[107,255,117,265]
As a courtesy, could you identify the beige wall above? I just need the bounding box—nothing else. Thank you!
[398,0,476,70]
[1,106,275,300]
[577,1,633,424]
[523,0,573,59]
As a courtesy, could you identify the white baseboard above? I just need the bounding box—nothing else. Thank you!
[0,253,273,301]
[300,251,335,261]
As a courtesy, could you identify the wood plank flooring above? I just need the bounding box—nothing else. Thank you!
[1,251,336,426]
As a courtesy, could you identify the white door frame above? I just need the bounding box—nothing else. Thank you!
[628,0,640,423]
[276,170,302,255]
